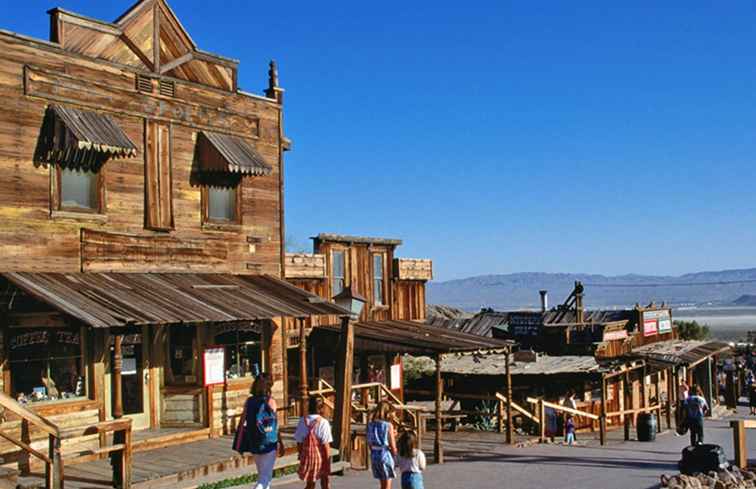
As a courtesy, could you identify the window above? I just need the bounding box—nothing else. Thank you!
[145,120,173,230]
[9,328,85,404]
[373,254,385,305]
[169,325,195,383]
[332,250,345,297]
[214,325,262,380]
[208,187,237,221]
[59,167,99,211]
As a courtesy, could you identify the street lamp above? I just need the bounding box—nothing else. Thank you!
[332,285,367,321]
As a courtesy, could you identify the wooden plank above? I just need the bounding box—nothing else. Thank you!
[731,420,747,468]
[434,354,443,464]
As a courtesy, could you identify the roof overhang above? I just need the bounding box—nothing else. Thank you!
[197,132,272,176]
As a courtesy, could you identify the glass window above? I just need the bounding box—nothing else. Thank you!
[332,250,345,297]
[214,325,262,380]
[207,186,237,222]
[60,167,98,211]
[169,325,195,381]
[373,254,384,305]
[9,328,85,404]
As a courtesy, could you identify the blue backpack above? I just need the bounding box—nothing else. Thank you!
[247,396,278,453]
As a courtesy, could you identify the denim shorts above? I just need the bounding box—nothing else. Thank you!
[401,472,424,489]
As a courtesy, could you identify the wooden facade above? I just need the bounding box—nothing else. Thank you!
[0,0,353,474]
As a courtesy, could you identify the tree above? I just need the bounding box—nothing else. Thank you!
[674,320,711,341]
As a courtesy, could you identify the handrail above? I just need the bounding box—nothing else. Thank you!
[495,393,540,423]
[0,429,51,464]
[605,404,661,417]
[0,391,60,437]
[730,419,756,468]
[526,397,600,420]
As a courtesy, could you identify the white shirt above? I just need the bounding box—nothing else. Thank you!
[397,449,426,474]
[294,415,333,445]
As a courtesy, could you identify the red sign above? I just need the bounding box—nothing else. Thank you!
[643,319,658,337]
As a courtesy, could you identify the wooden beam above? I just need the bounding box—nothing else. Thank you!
[332,316,354,461]
[7,312,67,328]
[599,376,607,446]
[298,318,308,416]
[113,334,124,419]
[119,34,155,71]
[152,1,160,74]
[160,52,193,74]
[624,371,631,441]
[505,350,513,445]
[731,420,747,469]
[434,354,443,464]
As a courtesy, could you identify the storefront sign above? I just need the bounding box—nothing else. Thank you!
[643,319,658,336]
[642,309,672,336]
[508,313,543,337]
[390,364,402,390]
[203,347,226,386]
[603,329,628,341]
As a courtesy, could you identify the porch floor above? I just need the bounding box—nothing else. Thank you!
[17,424,324,489]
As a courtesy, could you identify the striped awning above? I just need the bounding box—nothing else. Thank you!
[197,131,272,176]
[48,105,137,159]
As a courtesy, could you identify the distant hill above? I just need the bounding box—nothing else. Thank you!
[733,295,756,306]
[427,268,756,311]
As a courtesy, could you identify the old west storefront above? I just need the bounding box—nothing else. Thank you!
[0,0,357,473]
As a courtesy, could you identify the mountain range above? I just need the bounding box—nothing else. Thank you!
[427,268,756,312]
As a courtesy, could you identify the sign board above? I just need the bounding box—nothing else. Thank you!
[390,364,402,390]
[203,347,226,386]
[508,313,543,337]
[642,309,672,336]
[603,329,628,341]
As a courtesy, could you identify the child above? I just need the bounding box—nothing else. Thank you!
[564,415,576,445]
[367,401,397,489]
[397,431,426,489]
[295,397,332,489]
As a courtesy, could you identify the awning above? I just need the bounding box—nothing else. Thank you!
[2,272,348,329]
[44,105,138,161]
[315,319,513,355]
[197,131,272,176]
[628,339,732,368]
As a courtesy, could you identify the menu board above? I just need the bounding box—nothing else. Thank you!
[203,347,226,386]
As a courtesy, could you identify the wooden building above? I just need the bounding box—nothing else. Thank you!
[0,0,349,475]
[284,234,434,404]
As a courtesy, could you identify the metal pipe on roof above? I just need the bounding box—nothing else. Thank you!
[539,290,548,312]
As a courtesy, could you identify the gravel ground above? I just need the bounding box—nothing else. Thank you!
[314,409,756,489]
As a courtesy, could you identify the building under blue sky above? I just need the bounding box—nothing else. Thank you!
[6,1,756,281]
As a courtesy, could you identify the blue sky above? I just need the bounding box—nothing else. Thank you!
[6,1,756,281]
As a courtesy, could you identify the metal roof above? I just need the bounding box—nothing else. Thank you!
[313,234,403,246]
[629,339,732,367]
[198,132,272,176]
[441,353,601,377]
[50,104,138,158]
[317,319,512,355]
[3,272,347,329]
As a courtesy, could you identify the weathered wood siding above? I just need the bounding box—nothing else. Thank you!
[392,280,427,321]
[0,31,282,275]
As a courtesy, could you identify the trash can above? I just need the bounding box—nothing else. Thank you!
[637,412,657,442]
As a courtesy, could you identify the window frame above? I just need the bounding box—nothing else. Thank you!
[201,182,243,227]
[372,252,387,306]
[331,249,347,298]
[214,328,263,381]
[52,165,106,215]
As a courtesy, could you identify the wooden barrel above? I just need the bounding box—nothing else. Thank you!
[637,412,657,442]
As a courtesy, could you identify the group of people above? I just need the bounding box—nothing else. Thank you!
[676,382,710,446]
[235,374,426,489]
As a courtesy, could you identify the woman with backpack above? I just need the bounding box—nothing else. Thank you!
[295,397,332,489]
[242,374,285,489]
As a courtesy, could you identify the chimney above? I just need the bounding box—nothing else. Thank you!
[575,281,585,323]
[539,290,548,312]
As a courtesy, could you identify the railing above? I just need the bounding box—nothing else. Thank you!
[604,404,662,441]
[0,391,132,489]
[525,397,600,443]
[730,419,756,468]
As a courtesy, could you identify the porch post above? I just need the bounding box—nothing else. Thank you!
[333,316,354,461]
[599,375,607,446]
[298,318,308,415]
[434,353,443,464]
[705,356,714,416]
[505,348,513,445]
[113,334,124,419]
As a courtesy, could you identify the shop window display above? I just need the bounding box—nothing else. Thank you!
[214,324,262,380]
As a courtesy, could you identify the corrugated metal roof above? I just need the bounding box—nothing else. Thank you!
[3,272,347,329]
[313,234,403,246]
[317,319,512,355]
[441,353,601,376]
[629,340,732,366]
[198,132,272,176]
[427,311,509,337]
[50,105,138,158]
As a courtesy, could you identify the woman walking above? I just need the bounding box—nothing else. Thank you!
[244,374,285,489]
[367,401,398,489]
[295,397,332,489]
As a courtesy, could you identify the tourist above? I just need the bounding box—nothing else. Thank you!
[295,397,332,489]
[246,374,285,489]
[397,431,426,489]
[749,374,756,416]
[678,381,690,401]
[564,415,576,445]
[686,385,709,446]
[367,401,398,489]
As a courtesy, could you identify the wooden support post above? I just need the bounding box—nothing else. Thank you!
[49,434,62,489]
[113,334,124,420]
[538,399,546,443]
[705,357,714,416]
[654,372,662,433]
[333,316,354,462]
[280,317,289,425]
[497,399,505,434]
[731,420,747,469]
[505,349,514,445]
[434,354,443,464]
[298,318,308,416]
[640,365,647,414]
[206,384,215,436]
[599,376,607,446]
[665,370,673,430]
[624,371,631,441]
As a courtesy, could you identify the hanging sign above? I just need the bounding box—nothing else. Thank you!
[642,309,671,336]
[203,347,226,386]
[390,364,402,390]
[643,319,658,337]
